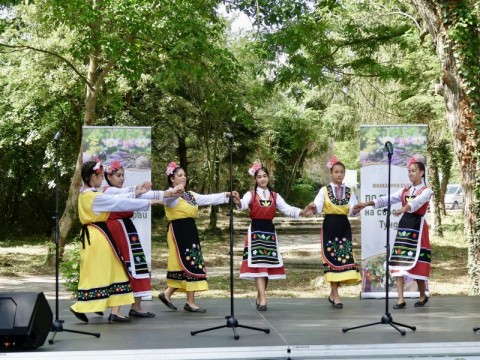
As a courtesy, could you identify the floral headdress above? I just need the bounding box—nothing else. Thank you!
[326,155,339,169]
[407,155,425,166]
[248,161,262,177]
[165,161,179,176]
[92,157,102,174]
[104,160,122,175]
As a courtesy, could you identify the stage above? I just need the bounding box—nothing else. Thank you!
[3,295,480,359]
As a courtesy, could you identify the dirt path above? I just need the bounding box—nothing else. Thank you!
[0,214,469,299]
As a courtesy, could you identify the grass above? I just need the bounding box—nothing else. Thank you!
[428,213,470,295]
[0,211,470,298]
[0,237,55,277]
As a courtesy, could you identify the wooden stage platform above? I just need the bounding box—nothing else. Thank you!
[3,295,480,359]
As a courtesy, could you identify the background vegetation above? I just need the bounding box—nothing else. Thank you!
[0,1,478,291]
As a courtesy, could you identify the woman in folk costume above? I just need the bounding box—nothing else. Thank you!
[157,162,238,313]
[309,156,361,309]
[103,160,184,318]
[70,160,164,324]
[233,162,312,311]
[354,156,432,309]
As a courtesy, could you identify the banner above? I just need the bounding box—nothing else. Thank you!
[81,126,153,284]
[359,125,428,299]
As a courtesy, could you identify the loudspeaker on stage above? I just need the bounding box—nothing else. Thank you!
[0,292,53,349]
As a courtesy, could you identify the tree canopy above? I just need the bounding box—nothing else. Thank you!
[1,0,478,291]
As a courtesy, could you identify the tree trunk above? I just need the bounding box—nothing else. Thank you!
[177,134,188,174]
[439,173,448,216]
[55,53,99,261]
[411,0,479,293]
[209,137,220,230]
[428,145,442,236]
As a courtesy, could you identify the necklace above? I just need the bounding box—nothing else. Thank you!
[412,183,423,193]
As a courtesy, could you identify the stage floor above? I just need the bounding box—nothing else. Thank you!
[4,296,480,359]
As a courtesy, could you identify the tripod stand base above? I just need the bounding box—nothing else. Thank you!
[49,320,101,344]
[342,313,416,336]
[191,315,270,340]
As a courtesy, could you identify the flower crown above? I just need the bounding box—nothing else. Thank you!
[104,160,122,175]
[326,155,339,169]
[92,157,102,174]
[248,161,262,177]
[407,155,424,166]
[165,161,179,176]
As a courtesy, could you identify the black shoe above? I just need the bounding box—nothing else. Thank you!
[257,304,268,311]
[95,312,104,316]
[329,297,342,308]
[108,314,131,323]
[70,307,88,323]
[393,302,406,309]
[184,303,206,313]
[414,297,429,307]
[159,292,177,311]
[129,309,156,318]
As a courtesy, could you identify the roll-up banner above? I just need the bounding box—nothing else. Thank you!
[359,125,428,299]
[81,126,152,298]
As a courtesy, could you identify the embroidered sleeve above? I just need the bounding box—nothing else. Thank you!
[312,188,326,214]
[348,191,358,216]
[237,191,253,210]
[137,190,165,201]
[373,189,403,209]
[407,187,432,213]
[103,186,136,195]
[194,192,228,206]
[92,193,151,212]
[276,193,301,218]
[102,186,136,198]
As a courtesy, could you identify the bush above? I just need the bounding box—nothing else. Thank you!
[61,240,81,297]
[290,179,320,207]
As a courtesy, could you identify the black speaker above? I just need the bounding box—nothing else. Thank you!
[0,292,53,349]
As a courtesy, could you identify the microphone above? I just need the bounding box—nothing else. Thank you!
[225,133,233,140]
[385,141,393,155]
[54,131,61,141]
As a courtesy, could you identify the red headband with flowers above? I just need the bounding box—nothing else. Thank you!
[92,157,102,174]
[407,156,423,166]
[165,161,179,176]
[248,161,262,177]
[326,155,339,169]
[104,160,122,175]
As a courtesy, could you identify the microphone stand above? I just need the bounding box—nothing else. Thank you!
[49,132,100,344]
[342,142,416,336]
[191,133,270,340]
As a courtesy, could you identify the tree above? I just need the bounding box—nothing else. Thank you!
[0,4,85,238]
[409,0,480,293]
[0,0,232,252]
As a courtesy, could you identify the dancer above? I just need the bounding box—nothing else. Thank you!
[309,156,361,308]
[233,162,312,311]
[354,156,432,308]
[103,160,184,318]
[158,161,238,313]
[70,160,165,324]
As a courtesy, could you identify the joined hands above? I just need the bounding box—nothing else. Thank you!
[300,203,317,217]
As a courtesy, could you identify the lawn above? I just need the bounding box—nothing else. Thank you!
[0,211,470,299]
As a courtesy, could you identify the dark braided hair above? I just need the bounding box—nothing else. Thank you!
[81,161,103,187]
